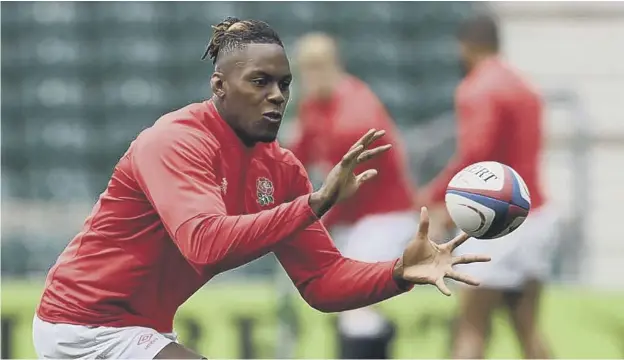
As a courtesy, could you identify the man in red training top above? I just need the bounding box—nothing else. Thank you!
[34,17,490,360]
[420,14,557,359]
[290,33,419,359]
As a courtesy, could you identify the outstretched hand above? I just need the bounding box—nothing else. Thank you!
[309,129,391,217]
[393,207,492,296]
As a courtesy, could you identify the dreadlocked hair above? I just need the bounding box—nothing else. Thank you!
[202,16,284,65]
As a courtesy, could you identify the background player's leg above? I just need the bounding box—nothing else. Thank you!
[504,207,557,359]
[336,220,396,359]
[451,287,503,359]
[154,342,206,359]
[337,308,395,359]
[505,279,552,359]
[336,212,418,359]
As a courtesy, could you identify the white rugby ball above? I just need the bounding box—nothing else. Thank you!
[445,161,531,239]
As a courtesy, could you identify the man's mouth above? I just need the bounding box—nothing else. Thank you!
[262,111,283,123]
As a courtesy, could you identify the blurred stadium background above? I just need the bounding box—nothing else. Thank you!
[2,1,624,358]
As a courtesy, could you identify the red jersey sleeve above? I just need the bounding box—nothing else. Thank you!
[273,163,411,312]
[426,88,501,203]
[131,126,318,272]
[319,206,342,229]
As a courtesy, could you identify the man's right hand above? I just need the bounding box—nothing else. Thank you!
[309,129,391,218]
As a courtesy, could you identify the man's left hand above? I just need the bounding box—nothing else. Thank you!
[393,207,491,296]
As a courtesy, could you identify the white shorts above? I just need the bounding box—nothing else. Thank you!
[32,315,177,359]
[332,211,419,262]
[452,205,561,290]
[331,211,419,336]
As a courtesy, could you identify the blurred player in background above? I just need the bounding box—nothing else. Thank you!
[420,14,557,359]
[33,17,490,359]
[290,33,419,359]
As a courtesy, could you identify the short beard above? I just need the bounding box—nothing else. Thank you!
[256,133,278,143]
[233,129,278,147]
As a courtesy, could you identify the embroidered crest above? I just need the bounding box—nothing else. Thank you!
[256,177,275,206]
[220,177,228,195]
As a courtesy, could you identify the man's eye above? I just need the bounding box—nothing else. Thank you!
[251,78,268,86]
[279,81,291,90]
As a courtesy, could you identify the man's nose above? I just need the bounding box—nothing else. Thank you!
[267,83,285,105]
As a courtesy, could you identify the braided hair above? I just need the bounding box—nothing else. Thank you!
[202,16,284,65]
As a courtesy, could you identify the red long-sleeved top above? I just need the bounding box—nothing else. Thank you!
[37,100,409,333]
[289,75,416,228]
[426,57,545,210]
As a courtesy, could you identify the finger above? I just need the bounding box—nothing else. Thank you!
[350,129,377,151]
[445,231,471,250]
[435,278,452,296]
[452,254,491,265]
[356,144,392,163]
[353,129,386,150]
[356,169,378,184]
[446,270,481,286]
[417,207,430,239]
[366,130,386,146]
[341,144,364,166]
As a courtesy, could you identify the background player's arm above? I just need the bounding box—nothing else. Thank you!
[132,127,318,272]
[274,167,412,312]
[424,91,501,204]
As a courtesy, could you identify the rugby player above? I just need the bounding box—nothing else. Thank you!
[34,17,490,359]
[291,32,418,359]
[421,14,556,359]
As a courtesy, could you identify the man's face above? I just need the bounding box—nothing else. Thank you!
[298,56,338,99]
[216,43,292,144]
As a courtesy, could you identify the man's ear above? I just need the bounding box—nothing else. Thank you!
[210,72,225,98]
